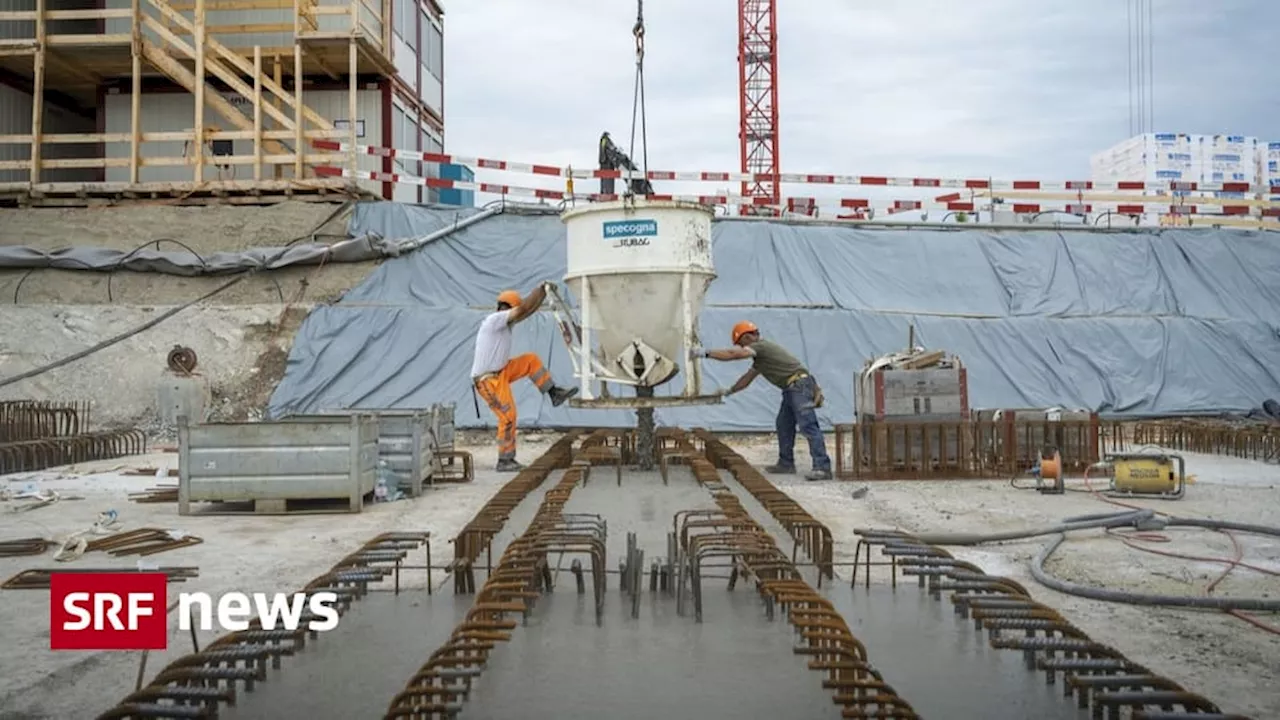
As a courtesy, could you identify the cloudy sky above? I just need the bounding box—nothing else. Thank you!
[439,0,1278,210]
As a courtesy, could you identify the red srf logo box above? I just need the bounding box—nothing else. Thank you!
[49,573,168,650]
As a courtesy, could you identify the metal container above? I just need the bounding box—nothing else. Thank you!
[432,402,456,451]
[287,403,456,497]
[556,199,719,404]
[177,414,378,515]
[857,367,969,421]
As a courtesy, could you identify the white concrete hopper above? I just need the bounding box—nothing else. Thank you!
[549,199,723,408]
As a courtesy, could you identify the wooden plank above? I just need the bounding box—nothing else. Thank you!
[348,38,357,176]
[193,0,205,183]
[0,178,352,194]
[169,0,294,10]
[253,46,262,182]
[293,43,303,178]
[45,34,132,46]
[130,0,141,184]
[0,8,130,19]
[158,22,296,35]
[272,55,283,180]
[37,157,131,169]
[29,0,45,186]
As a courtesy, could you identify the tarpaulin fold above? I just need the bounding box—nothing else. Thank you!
[0,234,396,276]
[265,202,1280,429]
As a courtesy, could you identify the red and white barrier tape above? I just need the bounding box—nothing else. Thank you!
[314,166,1279,219]
[313,140,1280,196]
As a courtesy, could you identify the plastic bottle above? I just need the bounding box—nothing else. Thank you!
[374,460,395,501]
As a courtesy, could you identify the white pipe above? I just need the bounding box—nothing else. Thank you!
[393,206,503,256]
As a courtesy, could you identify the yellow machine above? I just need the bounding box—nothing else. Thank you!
[1097,453,1186,500]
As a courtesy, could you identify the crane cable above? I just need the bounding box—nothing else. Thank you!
[627,0,649,196]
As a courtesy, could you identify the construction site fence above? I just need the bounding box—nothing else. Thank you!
[834,416,1278,479]
[312,139,1280,227]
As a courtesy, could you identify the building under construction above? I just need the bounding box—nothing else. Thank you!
[0,0,443,204]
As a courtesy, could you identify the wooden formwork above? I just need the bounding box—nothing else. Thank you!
[834,415,1110,480]
[0,0,392,201]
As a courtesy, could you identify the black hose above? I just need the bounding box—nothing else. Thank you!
[1031,531,1280,612]
[915,510,1280,612]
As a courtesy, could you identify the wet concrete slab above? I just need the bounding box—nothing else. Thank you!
[461,586,834,720]
[214,465,1090,719]
[823,585,1088,719]
[217,591,474,720]
[218,471,564,720]
[565,468,718,557]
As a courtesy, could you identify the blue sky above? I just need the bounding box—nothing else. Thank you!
[439,0,1278,208]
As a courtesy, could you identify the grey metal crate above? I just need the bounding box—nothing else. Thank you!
[177,414,379,515]
[290,403,456,497]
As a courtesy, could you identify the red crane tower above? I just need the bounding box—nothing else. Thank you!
[737,0,781,215]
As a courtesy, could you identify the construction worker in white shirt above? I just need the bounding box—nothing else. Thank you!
[471,285,578,471]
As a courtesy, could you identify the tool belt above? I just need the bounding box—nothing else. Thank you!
[785,371,824,409]
[471,372,499,419]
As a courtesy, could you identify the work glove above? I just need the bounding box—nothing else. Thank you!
[812,383,825,409]
[690,345,709,358]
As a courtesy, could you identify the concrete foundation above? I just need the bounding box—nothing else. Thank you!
[155,373,208,425]
[211,464,1091,719]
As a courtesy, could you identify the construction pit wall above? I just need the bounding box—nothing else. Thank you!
[0,0,444,200]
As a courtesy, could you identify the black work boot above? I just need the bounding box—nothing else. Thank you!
[548,385,579,407]
[764,463,796,474]
[495,458,524,472]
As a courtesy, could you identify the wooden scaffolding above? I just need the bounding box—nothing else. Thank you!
[0,0,393,204]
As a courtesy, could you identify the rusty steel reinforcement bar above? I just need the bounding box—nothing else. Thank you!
[0,428,147,474]
[0,537,56,557]
[850,529,1254,720]
[663,429,919,720]
[384,433,611,720]
[1131,419,1278,463]
[0,399,91,442]
[448,431,583,594]
[692,428,835,582]
[3,567,199,590]
[832,418,1119,481]
[94,532,432,720]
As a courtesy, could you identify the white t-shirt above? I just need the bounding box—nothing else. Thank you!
[470,309,515,378]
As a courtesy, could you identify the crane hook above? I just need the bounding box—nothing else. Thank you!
[633,0,645,62]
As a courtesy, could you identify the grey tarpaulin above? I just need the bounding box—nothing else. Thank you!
[265,201,1280,430]
[0,234,391,276]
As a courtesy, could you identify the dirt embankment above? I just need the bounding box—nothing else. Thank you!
[0,202,383,430]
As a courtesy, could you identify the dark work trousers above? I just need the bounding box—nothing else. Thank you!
[600,176,615,196]
[776,375,831,471]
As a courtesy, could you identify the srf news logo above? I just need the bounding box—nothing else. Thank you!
[49,573,340,650]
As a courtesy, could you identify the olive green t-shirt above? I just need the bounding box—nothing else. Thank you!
[747,339,806,389]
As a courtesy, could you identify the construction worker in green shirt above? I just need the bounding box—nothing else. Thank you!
[696,321,833,481]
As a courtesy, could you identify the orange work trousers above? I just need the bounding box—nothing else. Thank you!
[474,353,552,459]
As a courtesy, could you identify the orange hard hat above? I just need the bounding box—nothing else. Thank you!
[731,320,758,345]
[496,290,521,307]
